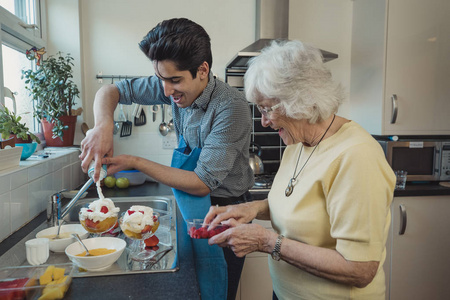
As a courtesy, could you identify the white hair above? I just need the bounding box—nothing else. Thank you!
[244,40,345,123]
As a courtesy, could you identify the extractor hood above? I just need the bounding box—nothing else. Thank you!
[227,0,338,70]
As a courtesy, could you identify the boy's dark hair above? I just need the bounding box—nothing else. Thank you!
[139,18,212,78]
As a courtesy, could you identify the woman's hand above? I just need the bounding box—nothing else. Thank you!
[208,221,276,257]
[203,202,258,229]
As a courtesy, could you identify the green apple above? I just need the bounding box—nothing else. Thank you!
[104,176,116,188]
[116,177,130,189]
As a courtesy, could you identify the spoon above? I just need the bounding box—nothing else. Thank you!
[54,220,64,239]
[168,119,174,131]
[159,104,169,136]
[72,233,91,256]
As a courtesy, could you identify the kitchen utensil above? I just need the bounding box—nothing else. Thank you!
[152,105,159,122]
[134,105,147,126]
[168,119,174,131]
[117,104,127,122]
[71,233,91,256]
[81,122,89,136]
[113,121,120,135]
[249,142,264,175]
[120,106,132,137]
[159,104,169,136]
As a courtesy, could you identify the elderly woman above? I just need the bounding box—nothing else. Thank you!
[204,40,396,299]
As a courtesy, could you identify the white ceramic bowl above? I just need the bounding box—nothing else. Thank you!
[36,224,89,253]
[65,237,126,271]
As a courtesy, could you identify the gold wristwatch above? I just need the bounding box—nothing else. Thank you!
[271,234,284,261]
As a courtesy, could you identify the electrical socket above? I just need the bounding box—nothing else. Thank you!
[162,135,177,149]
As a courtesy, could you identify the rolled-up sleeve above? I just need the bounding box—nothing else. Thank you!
[115,76,171,105]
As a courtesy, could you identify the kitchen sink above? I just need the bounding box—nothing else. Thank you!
[0,195,179,278]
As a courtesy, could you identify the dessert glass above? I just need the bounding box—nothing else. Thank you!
[79,211,118,237]
[119,212,160,261]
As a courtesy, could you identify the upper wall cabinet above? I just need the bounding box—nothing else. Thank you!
[350,0,450,135]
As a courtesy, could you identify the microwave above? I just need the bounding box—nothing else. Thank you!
[377,140,450,182]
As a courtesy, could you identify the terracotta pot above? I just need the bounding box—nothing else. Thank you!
[0,137,15,149]
[10,134,33,144]
[41,115,77,147]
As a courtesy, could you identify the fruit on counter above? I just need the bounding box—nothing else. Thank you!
[0,278,29,300]
[115,177,130,189]
[37,265,71,300]
[38,275,70,300]
[104,176,116,188]
[188,225,230,239]
[144,235,159,247]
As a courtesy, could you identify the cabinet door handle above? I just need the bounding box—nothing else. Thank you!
[390,94,398,124]
[399,204,407,235]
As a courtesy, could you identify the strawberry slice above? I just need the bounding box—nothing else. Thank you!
[142,225,152,233]
[139,210,145,214]
[144,235,159,247]
[128,210,135,215]
[100,206,109,214]
[152,215,158,222]
[87,209,93,212]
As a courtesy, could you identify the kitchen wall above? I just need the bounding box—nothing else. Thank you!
[45,0,353,167]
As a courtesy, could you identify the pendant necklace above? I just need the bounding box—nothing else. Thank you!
[285,114,336,197]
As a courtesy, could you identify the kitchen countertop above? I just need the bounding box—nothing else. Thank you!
[1,180,449,299]
[0,182,201,300]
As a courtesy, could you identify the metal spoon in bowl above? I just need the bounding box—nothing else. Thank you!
[72,233,91,256]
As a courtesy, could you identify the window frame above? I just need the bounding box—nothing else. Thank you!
[0,0,46,107]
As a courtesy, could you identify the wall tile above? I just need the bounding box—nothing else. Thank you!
[0,175,10,194]
[62,166,72,191]
[28,163,46,181]
[41,174,54,212]
[10,185,29,233]
[0,192,11,241]
[52,169,63,192]
[10,169,27,190]
[28,179,42,219]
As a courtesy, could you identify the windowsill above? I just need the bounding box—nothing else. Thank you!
[0,147,80,176]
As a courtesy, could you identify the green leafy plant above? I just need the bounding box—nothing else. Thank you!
[0,105,40,143]
[22,51,80,139]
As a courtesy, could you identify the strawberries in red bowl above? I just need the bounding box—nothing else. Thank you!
[186,219,230,239]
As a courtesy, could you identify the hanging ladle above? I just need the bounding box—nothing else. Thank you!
[159,104,169,136]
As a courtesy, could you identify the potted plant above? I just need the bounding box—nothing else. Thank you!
[0,105,40,144]
[0,105,41,159]
[22,49,82,147]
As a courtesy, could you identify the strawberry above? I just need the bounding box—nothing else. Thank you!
[87,209,93,212]
[142,225,152,233]
[144,235,159,247]
[100,206,109,214]
[139,210,145,214]
[153,215,158,222]
[85,218,98,229]
[128,210,135,215]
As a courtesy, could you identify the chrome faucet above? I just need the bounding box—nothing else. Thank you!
[47,178,94,226]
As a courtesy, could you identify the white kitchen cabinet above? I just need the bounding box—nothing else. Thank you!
[384,196,450,300]
[350,0,450,135]
[236,219,273,300]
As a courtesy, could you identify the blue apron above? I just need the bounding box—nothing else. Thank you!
[171,136,228,300]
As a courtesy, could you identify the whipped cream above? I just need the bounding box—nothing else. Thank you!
[79,198,119,222]
[121,205,155,233]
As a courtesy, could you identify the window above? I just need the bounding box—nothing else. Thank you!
[0,0,45,132]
